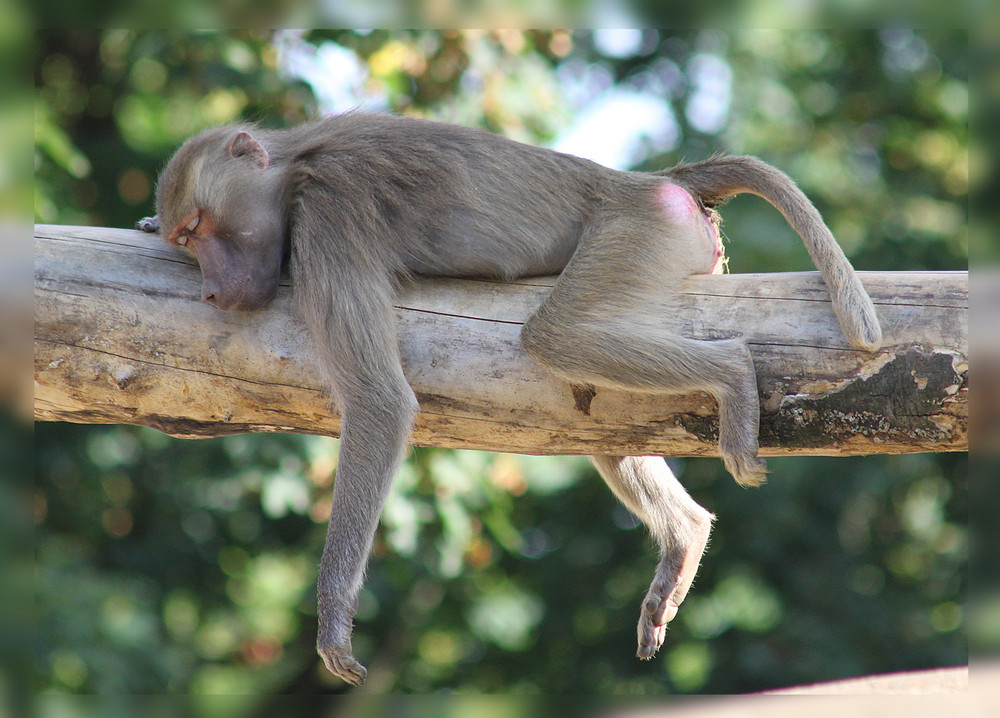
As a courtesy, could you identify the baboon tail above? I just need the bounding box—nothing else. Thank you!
[663,155,882,352]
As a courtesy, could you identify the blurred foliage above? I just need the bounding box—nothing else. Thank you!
[25,0,985,35]
[1,412,32,718]
[972,30,1000,264]
[0,0,31,225]
[34,30,967,696]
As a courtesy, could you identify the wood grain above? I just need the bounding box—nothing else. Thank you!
[34,225,967,456]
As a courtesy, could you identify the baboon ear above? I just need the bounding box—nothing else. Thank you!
[227,131,269,169]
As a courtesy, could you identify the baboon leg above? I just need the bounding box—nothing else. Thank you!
[521,215,767,487]
[591,455,714,658]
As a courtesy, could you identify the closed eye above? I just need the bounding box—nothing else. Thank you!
[170,212,201,246]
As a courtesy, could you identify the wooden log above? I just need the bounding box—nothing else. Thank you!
[34,225,967,456]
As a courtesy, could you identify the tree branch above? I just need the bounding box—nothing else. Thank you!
[34,225,967,456]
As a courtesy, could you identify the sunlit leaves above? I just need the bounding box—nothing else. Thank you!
[467,579,544,651]
[666,641,713,692]
[681,568,784,639]
[117,89,250,153]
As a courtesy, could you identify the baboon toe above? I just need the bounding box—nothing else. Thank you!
[723,452,767,487]
[636,589,679,659]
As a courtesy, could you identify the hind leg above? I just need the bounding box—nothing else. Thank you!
[591,455,713,658]
[520,200,767,487]
[523,311,767,486]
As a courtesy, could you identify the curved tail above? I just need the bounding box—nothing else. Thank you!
[664,155,882,351]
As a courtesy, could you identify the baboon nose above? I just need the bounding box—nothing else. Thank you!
[201,278,222,307]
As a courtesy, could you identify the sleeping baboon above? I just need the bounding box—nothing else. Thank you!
[142,112,881,684]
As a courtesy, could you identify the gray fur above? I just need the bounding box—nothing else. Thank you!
[151,112,882,684]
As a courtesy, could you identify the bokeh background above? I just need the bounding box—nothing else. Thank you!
[32,30,968,698]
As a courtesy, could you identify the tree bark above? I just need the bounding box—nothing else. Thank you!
[34,225,967,456]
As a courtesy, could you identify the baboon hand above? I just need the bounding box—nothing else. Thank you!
[318,638,367,686]
[317,606,366,686]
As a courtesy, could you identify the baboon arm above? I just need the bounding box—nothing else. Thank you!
[316,383,416,686]
[294,257,420,686]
